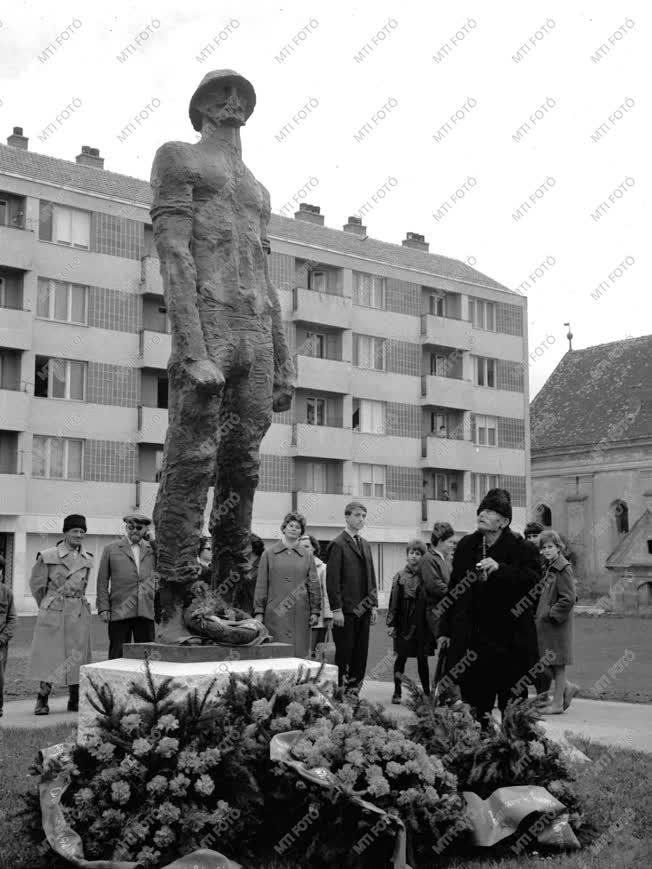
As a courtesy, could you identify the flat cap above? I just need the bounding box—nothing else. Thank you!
[123,512,152,526]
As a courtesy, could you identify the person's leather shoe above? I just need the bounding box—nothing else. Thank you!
[34,694,50,715]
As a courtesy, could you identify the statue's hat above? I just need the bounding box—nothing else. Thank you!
[189,69,256,131]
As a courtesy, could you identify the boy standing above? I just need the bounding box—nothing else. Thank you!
[0,555,17,717]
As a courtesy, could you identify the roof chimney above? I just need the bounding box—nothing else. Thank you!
[294,203,324,225]
[76,145,105,169]
[343,215,367,236]
[402,232,429,252]
[7,126,28,149]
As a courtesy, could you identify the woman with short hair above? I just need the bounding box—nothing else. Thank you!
[254,512,321,657]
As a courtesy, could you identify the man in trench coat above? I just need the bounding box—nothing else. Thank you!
[28,514,93,715]
[96,512,157,659]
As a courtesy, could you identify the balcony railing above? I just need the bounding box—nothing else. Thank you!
[294,413,344,428]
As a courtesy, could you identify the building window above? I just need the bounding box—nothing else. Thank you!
[356,335,385,370]
[430,412,448,436]
[472,473,499,502]
[306,396,327,426]
[305,332,325,358]
[36,278,88,324]
[355,399,385,434]
[305,461,328,493]
[155,449,164,482]
[0,192,25,228]
[473,356,496,388]
[469,298,496,331]
[354,272,385,309]
[611,500,629,534]
[0,273,23,309]
[307,268,340,293]
[43,205,91,249]
[358,463,385,498]
[430,353,449,377]
[429,293,446,317]
[32,436,83,479]
[475,414,497,446]
[34,356,86,401]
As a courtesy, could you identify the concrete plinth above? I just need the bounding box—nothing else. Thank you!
[78,656,338,743]
[122,642,294,662]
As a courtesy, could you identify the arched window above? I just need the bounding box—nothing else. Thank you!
[611,500,629,535]
[535,503,552,527]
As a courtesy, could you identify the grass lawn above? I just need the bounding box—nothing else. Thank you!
[0,726,650,868]
[5,613,652,703]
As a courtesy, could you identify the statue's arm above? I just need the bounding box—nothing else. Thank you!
[150,143,211,369]
[259,186,295,412]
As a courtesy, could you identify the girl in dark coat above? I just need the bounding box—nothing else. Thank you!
[387,539,434,703]
[536,529,576,715]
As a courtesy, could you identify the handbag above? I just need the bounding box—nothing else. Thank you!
[313,626,336,665]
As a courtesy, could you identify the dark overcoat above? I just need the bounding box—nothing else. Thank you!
[386,567,434,658]
[535,554,575,665]
[254,541,321,657]
[441,527,540,679]
[420,547,451,639]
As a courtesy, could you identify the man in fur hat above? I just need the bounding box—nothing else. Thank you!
[439,489,540,725]
[28,514,93,715]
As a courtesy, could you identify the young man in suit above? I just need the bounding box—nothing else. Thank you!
[96,512,157,659]
[326,501,378,693]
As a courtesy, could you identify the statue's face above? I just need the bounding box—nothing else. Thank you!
[198,84,249,128]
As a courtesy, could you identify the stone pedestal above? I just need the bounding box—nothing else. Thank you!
[78,657,338,743]
[122,642,294,662]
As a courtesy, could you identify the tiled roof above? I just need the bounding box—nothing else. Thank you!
[531,335,652,452]
[0,143,512,293]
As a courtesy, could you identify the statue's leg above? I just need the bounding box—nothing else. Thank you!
[210,342,274,608]
[154,361,222,641]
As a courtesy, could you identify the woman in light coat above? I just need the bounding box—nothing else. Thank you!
[299,534,332,658]
[536,529,576,715]
[254,512,321,657]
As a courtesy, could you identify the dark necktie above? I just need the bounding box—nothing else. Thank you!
[353,534,362,554]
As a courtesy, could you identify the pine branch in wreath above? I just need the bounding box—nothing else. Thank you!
[84,675,125,734]
[126,655,178,722]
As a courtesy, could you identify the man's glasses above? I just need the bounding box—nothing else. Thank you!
[126,522,146,530]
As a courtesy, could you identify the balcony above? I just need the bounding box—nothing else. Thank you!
[136,405,168,444]
[293,423,352,460]
[140,255,163,294]
[353,433,421,466]
[421,314,472,350]
[471,386,526,419]
[423,499,480,533]
[293,491,352,526]
[0,225,35,270]
[0,473,27,514]
[0,389,29,430]
[0,307,32,350]
[292,287,351,329]
[423,436,525,475]
[139,329,171,370]
[295,354,350,394]
[421,374,473,410]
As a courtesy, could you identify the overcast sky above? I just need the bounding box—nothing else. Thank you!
[1,0,649,397]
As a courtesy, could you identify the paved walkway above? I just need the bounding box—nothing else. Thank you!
[2,682,652,755]
[361,680,652,754]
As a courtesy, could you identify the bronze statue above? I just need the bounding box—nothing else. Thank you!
[150,70,294,642]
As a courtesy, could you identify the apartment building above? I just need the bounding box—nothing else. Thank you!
[0,127,529,613]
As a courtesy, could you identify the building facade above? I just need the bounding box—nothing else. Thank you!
[0,128,529,613]
[530,335,652,594]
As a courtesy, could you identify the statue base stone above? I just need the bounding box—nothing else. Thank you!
[78,656,338,744]
[123,642,294,662]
